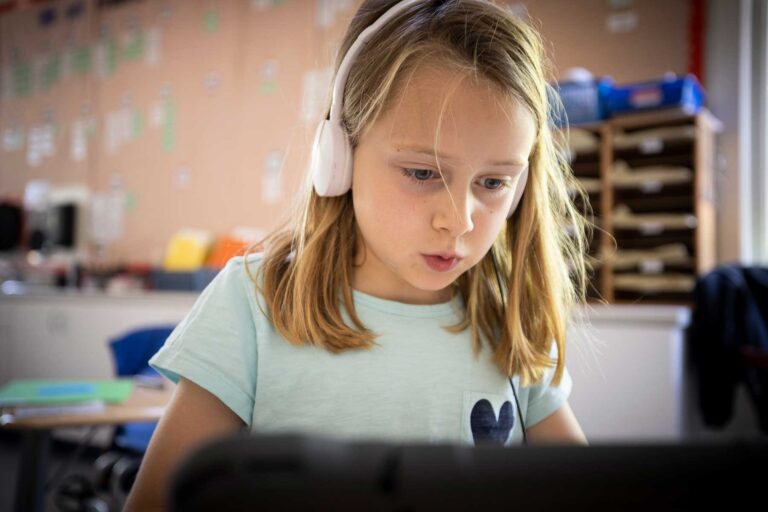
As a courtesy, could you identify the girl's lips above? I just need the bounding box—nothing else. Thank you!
[422,254,460,272]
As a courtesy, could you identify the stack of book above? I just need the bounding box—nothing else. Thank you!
[0,379,134,424]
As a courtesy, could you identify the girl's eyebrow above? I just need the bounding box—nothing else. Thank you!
[392,143,527,168]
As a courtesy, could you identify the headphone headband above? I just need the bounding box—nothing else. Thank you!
[310,0,528,219]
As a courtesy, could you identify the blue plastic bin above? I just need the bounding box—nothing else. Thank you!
[150,267,220,291]
[551,77,613,126]
[606,74,705,116]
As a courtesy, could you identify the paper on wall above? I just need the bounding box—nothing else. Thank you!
[315,0,353,28]
[302,68,332,124]
[2,125,24,152]
[89,191,125,245]
[26,126,43,167]
[606,11,638,33]
[174,166,191,189]
[1,64,13,100]
[262,150,284,203]
[70,119,87,161]
[146,27,162,66]
[250,0,272,11]
[149,100,164,128]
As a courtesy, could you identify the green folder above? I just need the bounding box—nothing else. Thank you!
[0,379,134,407]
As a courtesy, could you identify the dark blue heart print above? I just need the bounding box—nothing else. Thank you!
[470,399,515,445]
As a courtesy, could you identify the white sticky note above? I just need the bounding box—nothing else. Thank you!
[106,111,120,153]
[26,127,42,167]
[606,11,638,33]
[315,0,335,28]
[262,150,284,203]
[150,101,164,127]
[204,72,220,91]
[251,0,272,11]
[2,126,24,152]
[71,119,87,162]
[120,106,133,141]
[302,68,332,123]
[95,40,111,78]
[261,60,279,82]
[146,27,162,66]
[41,124,55,157]
[89,191,125,244]
[174,166,191,189]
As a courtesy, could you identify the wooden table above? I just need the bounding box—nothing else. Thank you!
[1,383,175,512]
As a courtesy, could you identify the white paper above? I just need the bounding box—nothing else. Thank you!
[251,0,272,11]
[150,101,164,127]
[2,126,24,152]
[639,138,663,154]
[106,111,120,154]
[95,40,110,78]
[174,166,191,189]
[640,259,664,274]
[70,119,87,161]
[146,27,162,66]
[302,68,332,123]
[89,191,125,244]
[316,0,335,28]
[261,60,279,82]
[262,150,284,203]
[606,11,638,33]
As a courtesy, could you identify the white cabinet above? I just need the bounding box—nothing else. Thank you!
[0,291,196,383]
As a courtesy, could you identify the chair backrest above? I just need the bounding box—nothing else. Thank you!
[109,326,176,377]
[108,325,175,453]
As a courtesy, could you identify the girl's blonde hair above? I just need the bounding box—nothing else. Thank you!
[246,0,596,388]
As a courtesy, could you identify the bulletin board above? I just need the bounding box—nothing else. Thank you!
[0,0,690,264]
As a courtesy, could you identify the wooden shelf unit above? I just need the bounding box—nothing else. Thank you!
[566,107,722,305]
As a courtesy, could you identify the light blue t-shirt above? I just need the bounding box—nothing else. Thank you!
[149,253,573,446]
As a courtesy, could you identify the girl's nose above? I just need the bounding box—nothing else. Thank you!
[433,188,475,237]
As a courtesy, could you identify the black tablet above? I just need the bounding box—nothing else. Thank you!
[169,433,767,512]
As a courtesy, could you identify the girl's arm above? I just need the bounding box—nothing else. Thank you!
[123,377,246,512]
[526,402,589,445]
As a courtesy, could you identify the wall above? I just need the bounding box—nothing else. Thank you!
[0,0,694,265]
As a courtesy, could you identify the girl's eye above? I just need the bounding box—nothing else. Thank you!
[400,168,511,194]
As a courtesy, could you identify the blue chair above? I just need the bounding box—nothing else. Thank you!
[51,325,175,511]
[108,326,175,452]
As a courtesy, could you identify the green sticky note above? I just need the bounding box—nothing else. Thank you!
[260,81,277,95]
[125,190,138,211]
[73,45,93,74]
[162,99,176,152]
[104,37,118,75]
[13,61,32,97]
[123,32,145,61]
[204,10,219,32]
[132,108,143,137]
[41,54,61,90]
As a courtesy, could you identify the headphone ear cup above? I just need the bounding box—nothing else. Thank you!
[310,120,353,197]
[507,167,529,218]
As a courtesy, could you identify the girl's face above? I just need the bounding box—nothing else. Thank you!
[351,64,536,305]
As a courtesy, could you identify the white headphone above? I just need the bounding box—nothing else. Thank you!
[309,0,528,219]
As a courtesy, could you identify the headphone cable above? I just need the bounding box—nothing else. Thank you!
[489,247,528,445]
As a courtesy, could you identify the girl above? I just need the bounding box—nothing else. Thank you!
[125,0,593,509]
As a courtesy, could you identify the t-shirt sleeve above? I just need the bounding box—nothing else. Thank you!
[148,257,258,426]
[524,342,573,427]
